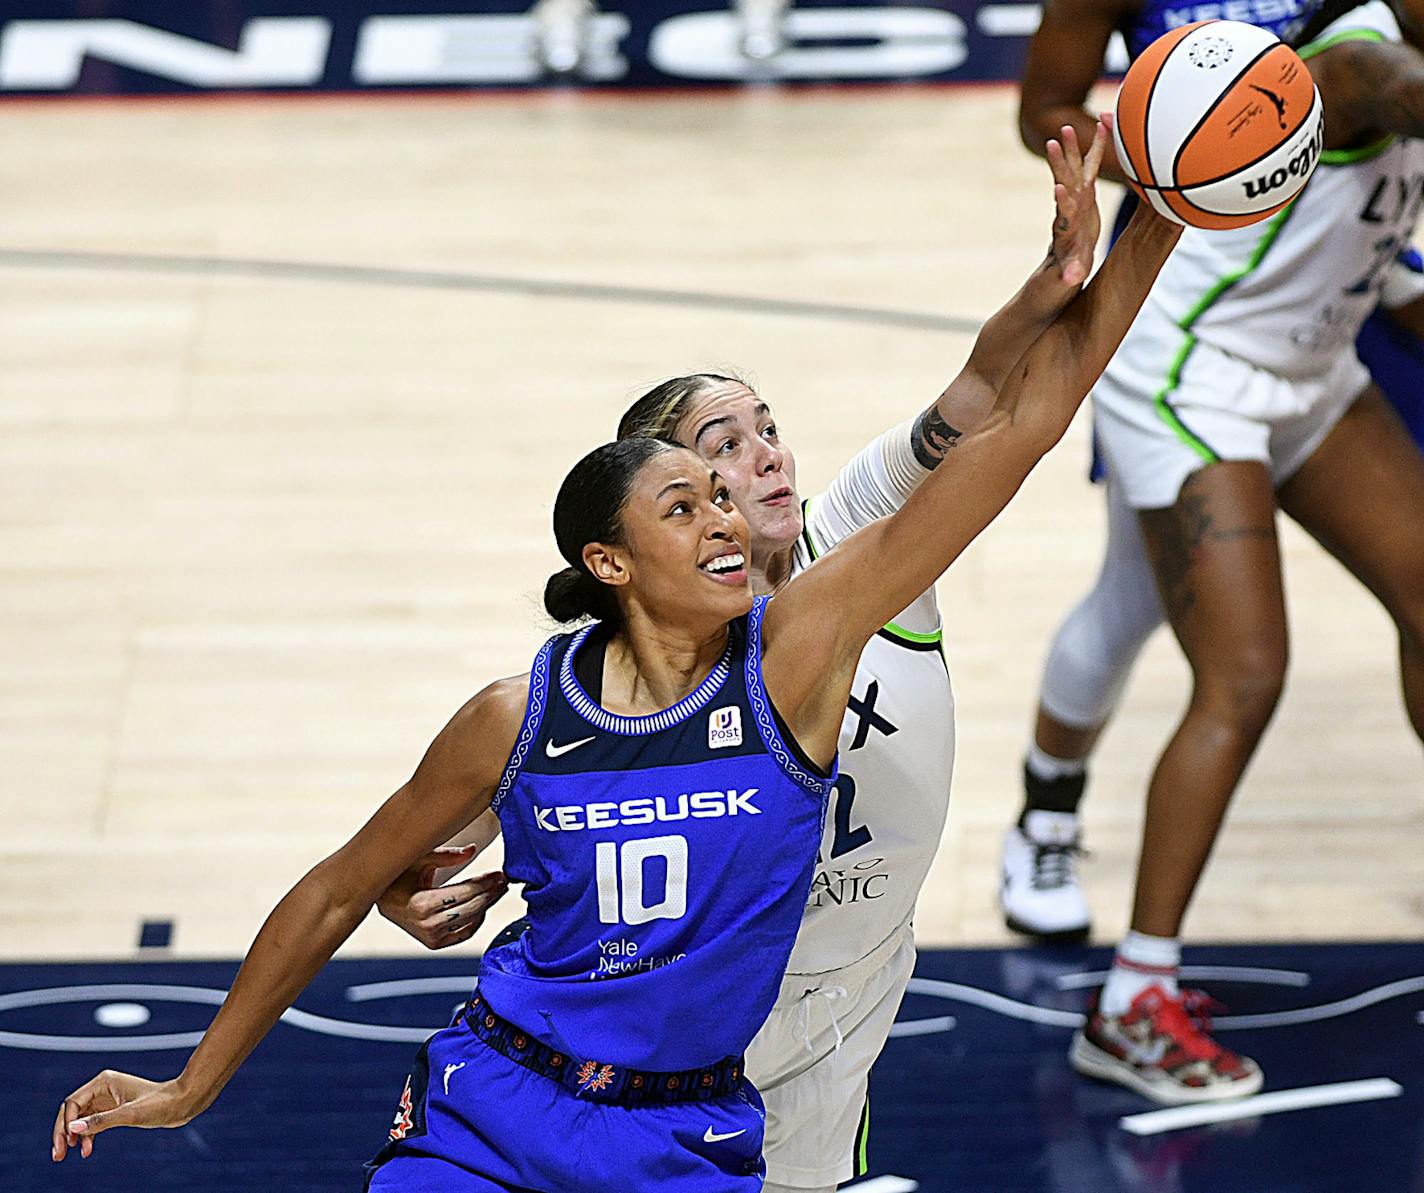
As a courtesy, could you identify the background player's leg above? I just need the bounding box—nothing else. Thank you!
[1005,478,1166,939]
[1277,386,1424,747]
[1129,461,1287,941]
[1072,462,1279,1104]
[1034,476,1165,752]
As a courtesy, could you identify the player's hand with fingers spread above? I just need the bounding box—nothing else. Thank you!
[1045,118,1108,288]
[377,845,510,951]
[53,1070,195,1161]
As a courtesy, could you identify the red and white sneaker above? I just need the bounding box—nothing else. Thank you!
[1071,985,1264,1104]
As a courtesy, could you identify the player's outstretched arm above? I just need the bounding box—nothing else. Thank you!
[763,135,1180,765]
[912,122,1108,467]
[51,678,526,1162]
[1309,33,1424,147]
[1018,0,1134,183]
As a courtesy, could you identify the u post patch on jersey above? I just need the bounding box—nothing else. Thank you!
[708,706,742,749]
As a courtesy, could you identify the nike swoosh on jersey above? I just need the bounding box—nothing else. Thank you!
[703,1127,747,1143]
[545,736,596,758]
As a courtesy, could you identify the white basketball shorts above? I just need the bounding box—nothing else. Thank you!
[745,920,916,1190]
[1092,315,1370,510]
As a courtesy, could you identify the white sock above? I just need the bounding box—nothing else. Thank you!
[1021,809,1080,846]
[1100,931,1180,1016]
[1026,742,1086,783]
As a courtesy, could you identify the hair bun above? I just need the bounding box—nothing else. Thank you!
[544,566,606,624]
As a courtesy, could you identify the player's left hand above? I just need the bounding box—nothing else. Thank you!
[53,1071,195,1160]
[378,848,510,950]
[1045,119,1107,287]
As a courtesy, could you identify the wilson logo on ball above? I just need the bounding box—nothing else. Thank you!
[1113,19,1322,230]
[1243,114,1324,198]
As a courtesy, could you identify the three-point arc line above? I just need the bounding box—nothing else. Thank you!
[1118,1078,1404,1136]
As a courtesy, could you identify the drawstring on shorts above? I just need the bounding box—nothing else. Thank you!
[795,985,849,1054]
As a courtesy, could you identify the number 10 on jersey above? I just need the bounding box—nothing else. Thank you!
[595,835,689,925]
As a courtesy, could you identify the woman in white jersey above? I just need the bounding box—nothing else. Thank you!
[375,135,1112,1192]
[1008,0,1424,1107]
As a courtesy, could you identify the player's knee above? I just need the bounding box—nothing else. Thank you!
[1194,645,1287,733]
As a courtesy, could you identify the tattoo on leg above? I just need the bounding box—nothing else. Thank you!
[1145,473,1276,623]
[910,407,963,470]
[1145,497,1201,621]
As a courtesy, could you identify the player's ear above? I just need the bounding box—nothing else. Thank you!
[582,543,630,588]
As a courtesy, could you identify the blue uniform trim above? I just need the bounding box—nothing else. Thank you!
[489,636,555,814]
[557,621,733,735]
[743,596,837,798]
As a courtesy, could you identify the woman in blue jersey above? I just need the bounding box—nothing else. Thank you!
[374,126,1120,1193]
[50,126,1181,1190]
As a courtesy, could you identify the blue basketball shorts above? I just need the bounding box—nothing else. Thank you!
[1356,307,1424,451]
[364,1016,767,1193]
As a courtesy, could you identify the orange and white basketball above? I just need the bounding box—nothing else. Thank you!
[1113,20,1324,229]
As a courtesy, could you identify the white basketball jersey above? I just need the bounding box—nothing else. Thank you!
[1128,1,1424,382]
[780,424,956,976]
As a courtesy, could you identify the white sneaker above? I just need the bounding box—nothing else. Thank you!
[1001,811,1091,942]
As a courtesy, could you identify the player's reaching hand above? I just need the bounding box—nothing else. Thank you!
[53,1070,194,1161]
[917,117,1110,451]
[1046,119,1107,288]
[377,849,510,950]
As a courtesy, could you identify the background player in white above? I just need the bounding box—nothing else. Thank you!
[1010,0,1424,1105]
[1005,0,1424,944]
[378,130,1111,1192]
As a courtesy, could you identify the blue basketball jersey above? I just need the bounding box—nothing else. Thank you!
[1119,0,1320,61]
[477,596,834,1073]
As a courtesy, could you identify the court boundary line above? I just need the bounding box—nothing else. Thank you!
[0,247,985,334]
[1118,1078,1404,1136]
[0,78,1034,110]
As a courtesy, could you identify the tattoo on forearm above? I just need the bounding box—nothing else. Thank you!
[910,407,964,470]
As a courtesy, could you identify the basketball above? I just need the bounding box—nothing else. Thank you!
[1113,20,1324,229]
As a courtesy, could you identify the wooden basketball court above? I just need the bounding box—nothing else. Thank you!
[2,84,1420,964]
